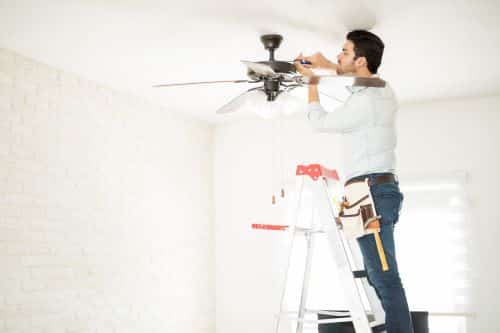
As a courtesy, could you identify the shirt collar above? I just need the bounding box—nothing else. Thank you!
[345,74,380,93]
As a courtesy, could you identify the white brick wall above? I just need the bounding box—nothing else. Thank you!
[0,48,214,333]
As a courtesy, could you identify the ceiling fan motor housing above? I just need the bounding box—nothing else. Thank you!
[261,34,288,64]
[261,34,283,51]
[264,79,280,101]
[245,34,297,81]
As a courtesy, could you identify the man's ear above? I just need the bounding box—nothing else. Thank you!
[354,56,367,69]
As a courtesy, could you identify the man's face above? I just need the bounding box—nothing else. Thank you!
[336,40,357,75]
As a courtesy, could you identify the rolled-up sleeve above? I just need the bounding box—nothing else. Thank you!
[307,93,373,133]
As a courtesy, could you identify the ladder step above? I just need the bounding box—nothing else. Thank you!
[371,323,386,332]
[352,270,368,278]
[294,227,324,234]
[317,312,386,333]
[317,312,428,332]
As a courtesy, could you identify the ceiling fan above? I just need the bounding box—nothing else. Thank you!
[153,34,386,116]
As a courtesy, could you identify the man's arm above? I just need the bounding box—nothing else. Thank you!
[308,82,319,103]
[307,93,373,133]
[295,53,372,132]
[295,52,337,104]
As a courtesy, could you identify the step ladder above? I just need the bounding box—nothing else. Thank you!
[252,164,386,333]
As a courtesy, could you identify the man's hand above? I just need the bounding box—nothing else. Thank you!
[294,53,314,77]
[295,52,337,71]
[294,53,321,103]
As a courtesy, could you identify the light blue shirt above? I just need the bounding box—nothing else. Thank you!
[307,82,398,180]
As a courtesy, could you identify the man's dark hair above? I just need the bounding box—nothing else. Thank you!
[346,30,385,74]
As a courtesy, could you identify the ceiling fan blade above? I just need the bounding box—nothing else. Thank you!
[215,88,265,115]
[281,83,302,92]
[241,61,276,76]
[152,79,253,88]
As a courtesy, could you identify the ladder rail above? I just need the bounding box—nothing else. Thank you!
[315,178,374,333]
[274,178,305,333]
[296,229,315,333]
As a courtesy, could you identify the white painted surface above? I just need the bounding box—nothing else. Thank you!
[0,47,214,333]
[0,0,499,122]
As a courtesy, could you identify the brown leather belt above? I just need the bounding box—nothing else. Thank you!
[344,173,397,187]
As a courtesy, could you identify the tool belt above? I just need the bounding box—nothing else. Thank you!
[344,173,397,187]
[338,177,390,271]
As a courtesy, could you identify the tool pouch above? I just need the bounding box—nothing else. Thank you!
[338,178,390,271]
[338,179,381,239]
[338,210,365,239]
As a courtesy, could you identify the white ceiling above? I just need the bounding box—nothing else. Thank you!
[1,0,499,123]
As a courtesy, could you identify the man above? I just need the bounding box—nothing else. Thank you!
[295,30,414,333]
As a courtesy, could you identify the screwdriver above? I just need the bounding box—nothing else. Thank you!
[289,59,312,65]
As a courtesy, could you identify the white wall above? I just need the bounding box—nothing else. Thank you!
[0,48,214,333]
[214,95,500,333]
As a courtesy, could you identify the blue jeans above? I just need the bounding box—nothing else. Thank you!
[354,173,414,333]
